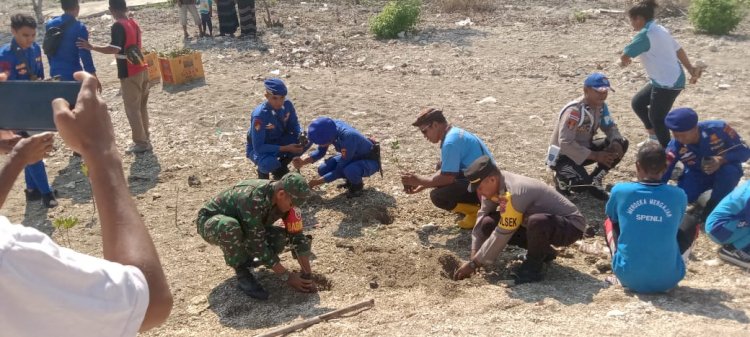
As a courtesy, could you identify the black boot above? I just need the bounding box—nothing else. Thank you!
[336,180,351,189]
[271,166,290,181]
[511,259,546,284]
[346,182,364,198]
[42,192,58,208]
[257,169,270,180]
[24,189,42,201]
[234,265,269,300]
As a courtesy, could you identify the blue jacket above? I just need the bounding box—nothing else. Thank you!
[706,181,750,251]
[309,120,374,181]
[662,121,750,182]
[45,14,96,80]
[246,100,301,158]
[0,39,44,80]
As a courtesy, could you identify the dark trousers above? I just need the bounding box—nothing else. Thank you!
[201,13,212,34]
[477,212,583,262]
[430,177,479,211]
[237,0,256,36]
[631,83,682,147]
[554,138,629,191]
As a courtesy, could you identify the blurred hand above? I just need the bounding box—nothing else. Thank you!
[292,157,305,169]
[287,272,316,293]
[619,54,632,67]
[9,133,55,165]
[594,151,618,167]
[0,134,21,154]
[453,261,477,281]
[702,156,723,175]
[281,144,304,154]
[403,185,426,194]
[400,172,421,187]
[76,38,93,51]
[52,71,116,159]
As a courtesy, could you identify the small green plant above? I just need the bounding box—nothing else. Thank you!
[689,0,746,35]
[53,216,80,247]
[369,0,422,39]
[573,10,587,23]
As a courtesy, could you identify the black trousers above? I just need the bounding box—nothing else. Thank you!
[554,138,629,191]
[429,177,479,211]
[476,212,583,263]
[631,83,682,147]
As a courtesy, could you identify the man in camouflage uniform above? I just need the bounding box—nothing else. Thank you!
[196,173,316,300]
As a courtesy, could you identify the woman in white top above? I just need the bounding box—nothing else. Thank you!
[620,0,700,147]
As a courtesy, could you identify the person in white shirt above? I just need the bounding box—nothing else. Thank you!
[0,71,172,337]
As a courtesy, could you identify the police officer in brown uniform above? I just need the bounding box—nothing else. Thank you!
[454,156,585,283]
[548,73,629,200]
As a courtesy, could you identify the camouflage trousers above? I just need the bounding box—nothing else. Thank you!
[196,213,311,268]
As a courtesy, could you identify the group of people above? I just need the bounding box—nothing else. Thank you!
[1,0,750,335]
[176,0,258,39]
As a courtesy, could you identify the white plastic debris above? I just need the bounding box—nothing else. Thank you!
[455,18,474,27]
[477,96,497,104]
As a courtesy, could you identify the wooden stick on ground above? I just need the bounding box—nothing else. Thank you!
[256,299,375,337]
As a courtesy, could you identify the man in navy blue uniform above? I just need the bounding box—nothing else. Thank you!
[45,0,98,83]
[662,107,750,221]
[246,78,305,180]
[292,117,380,198]
[706,181,750,268]
[0,14,58,208]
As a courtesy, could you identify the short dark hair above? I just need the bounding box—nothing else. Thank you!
[637,141,667,175]
[10,13,37,30]
[109,0,128,11]
[628,0,658,21]
[61,0,80,11]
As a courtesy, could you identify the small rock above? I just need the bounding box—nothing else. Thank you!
[703,258,721,267]
[356,57,366,63]
[152,193,161,201]
[595,260,612,273]
[708,45,718,52]
[397,31,406,39]
[607,310,625,317]
[421,223,438,232]
[430,69,441,76]
[188,175,202,187]
[477,96,497,104]
[383,64,396,71]
[718,84,731,90]
[369,280,379,289]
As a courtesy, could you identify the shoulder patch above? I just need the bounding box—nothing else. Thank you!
[254,118,262,131]
[566,109,581,130]
[724,124,738,139]
[341,148,347,159]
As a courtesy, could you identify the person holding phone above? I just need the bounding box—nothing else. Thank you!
[0,14,58,208]
[0,71,173,336]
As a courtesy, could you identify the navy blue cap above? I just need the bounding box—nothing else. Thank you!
[584,72,615,92]
[665,107,699,132]
[264,78,287,96]
[308,117,337,145]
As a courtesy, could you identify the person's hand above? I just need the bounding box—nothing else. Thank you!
[404,185,426,194]
[76,38,93,51]
[702,156,724,175]
[292,157,305,169]
[619,54,632,67]
[9,133,55,165]
[52,71,116,159]
[454,261,478,281]
[0,134,22,154]
[0,72,7,81]
[281,144,304,154]
[401,172,421,187]
[92,73,103,93]
[594,151,618,167]
[308,177,325,188]
[287,272,316,293]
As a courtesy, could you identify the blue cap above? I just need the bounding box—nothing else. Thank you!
[665,107,699,132]
[264,78,287,96]
[584,72,615,92]
[308,117,337,145]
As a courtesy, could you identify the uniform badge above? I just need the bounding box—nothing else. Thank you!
[724,125,738,139]
[265,123,275,130]
[679,147,687,155]
[566,110,581,130]
[341,148,347,159]
[254,119,262,131]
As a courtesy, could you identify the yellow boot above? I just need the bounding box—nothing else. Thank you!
[452,203,480,229]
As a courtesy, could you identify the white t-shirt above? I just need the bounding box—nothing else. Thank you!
[0,216,149,337]
[623,20,685,89]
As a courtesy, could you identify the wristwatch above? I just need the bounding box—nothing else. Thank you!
[279,271,290,282]
[468,260,479,270]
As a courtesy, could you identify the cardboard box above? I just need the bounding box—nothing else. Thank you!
[158,52,205,85]
[144,52,161,82]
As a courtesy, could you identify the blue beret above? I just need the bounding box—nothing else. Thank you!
[308,117,337,145]
[264,78,287,96]
[665,108,698,132]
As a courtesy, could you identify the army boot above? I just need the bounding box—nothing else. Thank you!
[234,265,269,300]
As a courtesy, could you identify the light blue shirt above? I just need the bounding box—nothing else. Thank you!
[606,182,687,293]
[440,126,493,174]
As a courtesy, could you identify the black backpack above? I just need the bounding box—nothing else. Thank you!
[43,17,75,56]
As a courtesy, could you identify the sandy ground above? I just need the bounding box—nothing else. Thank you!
[1,0,750,336]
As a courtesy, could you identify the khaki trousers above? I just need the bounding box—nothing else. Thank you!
[120,71,150,146]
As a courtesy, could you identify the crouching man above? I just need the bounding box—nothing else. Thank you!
[196,173,316,300]
[454,156,585,284]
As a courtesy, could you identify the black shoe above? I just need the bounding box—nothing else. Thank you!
[336,180,351,189]
[257,169,270,180]
[24,189,42,201]
[346,183,364,198]
[511,260,546,284]
[42,192,58,208]
[587,186,609,201]
[718,245,750,269]
[271,166,290,181]
[235,266,269,300]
